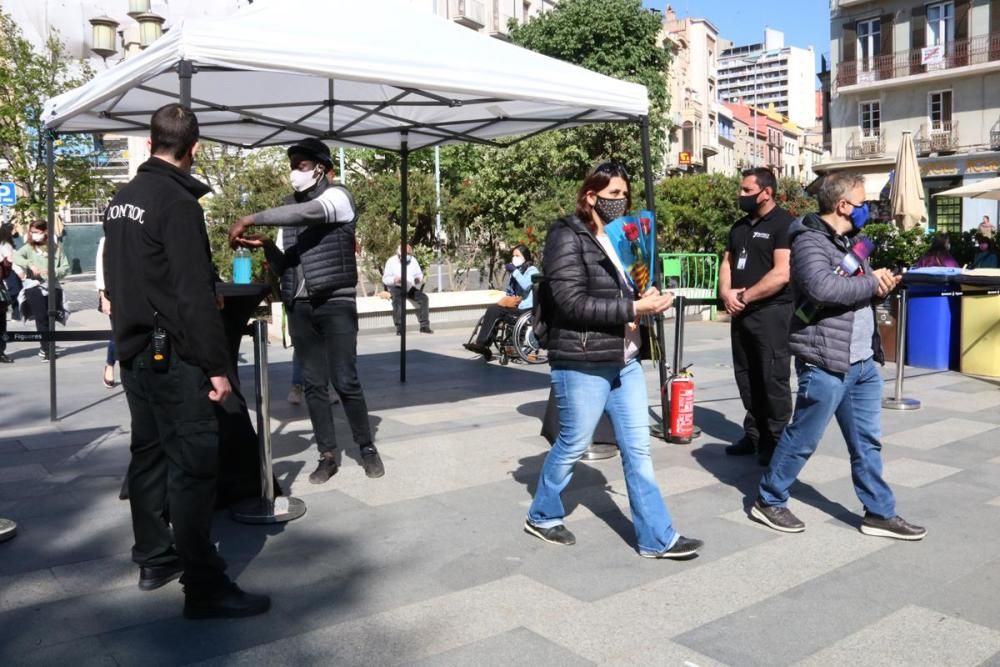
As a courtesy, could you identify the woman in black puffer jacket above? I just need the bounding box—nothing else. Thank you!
[524,162,703,559]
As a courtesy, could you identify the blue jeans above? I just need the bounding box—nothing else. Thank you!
[528,360,678,554]
[758,357,896,518]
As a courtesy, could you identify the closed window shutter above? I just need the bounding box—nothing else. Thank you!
[842,22,857,85]
[912,5,926,74]
[880,13,894,79]
[956,0,970,65]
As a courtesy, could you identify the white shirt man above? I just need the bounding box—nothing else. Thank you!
[382,245,432,334]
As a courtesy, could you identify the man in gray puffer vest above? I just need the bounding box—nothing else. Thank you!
[229,139,383,483]
[749,172,925,541]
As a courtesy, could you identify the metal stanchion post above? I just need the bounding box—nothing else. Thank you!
[882,288,920,411]
[231,319,307,523]
[664,296,701,443]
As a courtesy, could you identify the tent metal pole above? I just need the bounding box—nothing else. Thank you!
[399,131,409,383]
[178,59,193,108]
[640,117,668,437]
[46,131,57,421]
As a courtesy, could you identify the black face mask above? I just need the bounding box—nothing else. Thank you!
[594,196,628,223]
[738,193,761,215]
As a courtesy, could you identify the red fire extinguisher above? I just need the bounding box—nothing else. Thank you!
[665,364,695,444]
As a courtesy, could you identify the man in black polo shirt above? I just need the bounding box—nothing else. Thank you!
[718,168,795,466]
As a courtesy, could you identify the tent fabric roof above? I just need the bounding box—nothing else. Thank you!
[42,0,650,151]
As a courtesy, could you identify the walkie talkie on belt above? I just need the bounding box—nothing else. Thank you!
[151,312,170,372]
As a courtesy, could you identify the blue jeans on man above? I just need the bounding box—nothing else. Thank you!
[758,357,895,518]
[528,359,678,555]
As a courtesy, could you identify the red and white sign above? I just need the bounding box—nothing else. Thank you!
[921,45,945,66]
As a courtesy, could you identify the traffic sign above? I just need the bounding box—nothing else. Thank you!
[0,182,16,206]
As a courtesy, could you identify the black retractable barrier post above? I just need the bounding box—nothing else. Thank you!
[231,320,306,523]
[882,287,920,410]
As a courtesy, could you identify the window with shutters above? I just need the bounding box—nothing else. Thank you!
[860,101,881,138]
[929,90,953,130]
[857,18,881,72]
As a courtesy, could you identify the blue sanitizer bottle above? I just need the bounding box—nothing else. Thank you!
[233,247,252,284]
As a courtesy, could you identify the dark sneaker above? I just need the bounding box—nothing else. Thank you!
[725,439,756,456]
[0,354,13,364]
[640,535,704,559]
[750,500,805,533]
[860,513,926,541]
[523,520,576,546]
[420,326,434,334]
[139,561,184,591]
[308,454,339,484]
[360,446,385,479]
[183,582,270,620]
[463,342,487,355]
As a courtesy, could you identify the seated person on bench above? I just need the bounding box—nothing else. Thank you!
[464,244,538,360]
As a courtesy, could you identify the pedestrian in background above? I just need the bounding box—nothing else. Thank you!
[719,168,795,466]
[95,236,117,387]
[0,223,14,363]
[382,243,432,335]
[11,220,69,361]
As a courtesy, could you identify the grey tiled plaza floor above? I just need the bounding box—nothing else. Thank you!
[2,300,1000,666]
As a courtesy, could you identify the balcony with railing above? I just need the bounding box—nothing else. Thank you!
[991,119,1000,150]
[915,121,959,155]
[846,128,886,160]
[837,34,1000,88]
[449,0,486,29]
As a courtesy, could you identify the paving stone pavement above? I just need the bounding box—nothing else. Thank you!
[1,304,1000,666]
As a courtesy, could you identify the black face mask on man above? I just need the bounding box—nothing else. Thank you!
[593,196,628,224]
[738,192,761,215]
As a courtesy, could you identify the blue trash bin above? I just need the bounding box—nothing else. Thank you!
[905,267,962,370]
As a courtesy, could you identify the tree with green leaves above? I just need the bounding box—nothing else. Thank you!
[0,8,104,220]
[196,144,289,281]
[440,0,671,280]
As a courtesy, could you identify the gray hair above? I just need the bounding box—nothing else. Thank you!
[816,172,865,214]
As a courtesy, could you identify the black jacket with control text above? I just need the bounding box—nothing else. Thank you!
[103,157,229,377]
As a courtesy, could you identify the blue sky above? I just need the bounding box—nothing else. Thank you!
[642,0,830,72]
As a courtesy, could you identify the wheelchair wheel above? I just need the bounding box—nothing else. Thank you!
[512,311,547,364]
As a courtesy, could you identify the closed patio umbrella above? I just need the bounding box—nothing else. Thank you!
[889,131,927,230]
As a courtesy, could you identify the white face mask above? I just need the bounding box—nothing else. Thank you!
[290,167,322,192]
[511,256,525,267]
[31,233,45,243]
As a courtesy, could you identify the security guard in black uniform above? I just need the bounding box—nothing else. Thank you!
[718,168,795,466]
[104,103,269,619]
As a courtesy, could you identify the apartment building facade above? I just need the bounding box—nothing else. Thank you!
[718,29,818,130]
[827,0,1000,233]
[661,8,723,174]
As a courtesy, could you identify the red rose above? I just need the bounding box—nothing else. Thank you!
[623,223,639,241]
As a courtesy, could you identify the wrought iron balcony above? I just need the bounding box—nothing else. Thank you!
[845,129,886,160]
[916,121,959,155]
[836,34,1000,87]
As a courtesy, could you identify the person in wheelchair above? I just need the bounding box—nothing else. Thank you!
[464,244,538,360]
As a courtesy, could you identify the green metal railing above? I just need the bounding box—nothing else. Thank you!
[660,252,720,320]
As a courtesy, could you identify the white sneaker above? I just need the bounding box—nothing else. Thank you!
[287,384,303,405]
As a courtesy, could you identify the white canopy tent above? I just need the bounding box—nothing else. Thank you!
[41,0,649,149]
[38,0,666,418]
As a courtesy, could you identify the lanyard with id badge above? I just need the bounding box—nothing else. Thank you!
[736,247,748,271]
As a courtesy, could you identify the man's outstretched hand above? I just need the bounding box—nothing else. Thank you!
[228,216,254,247]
